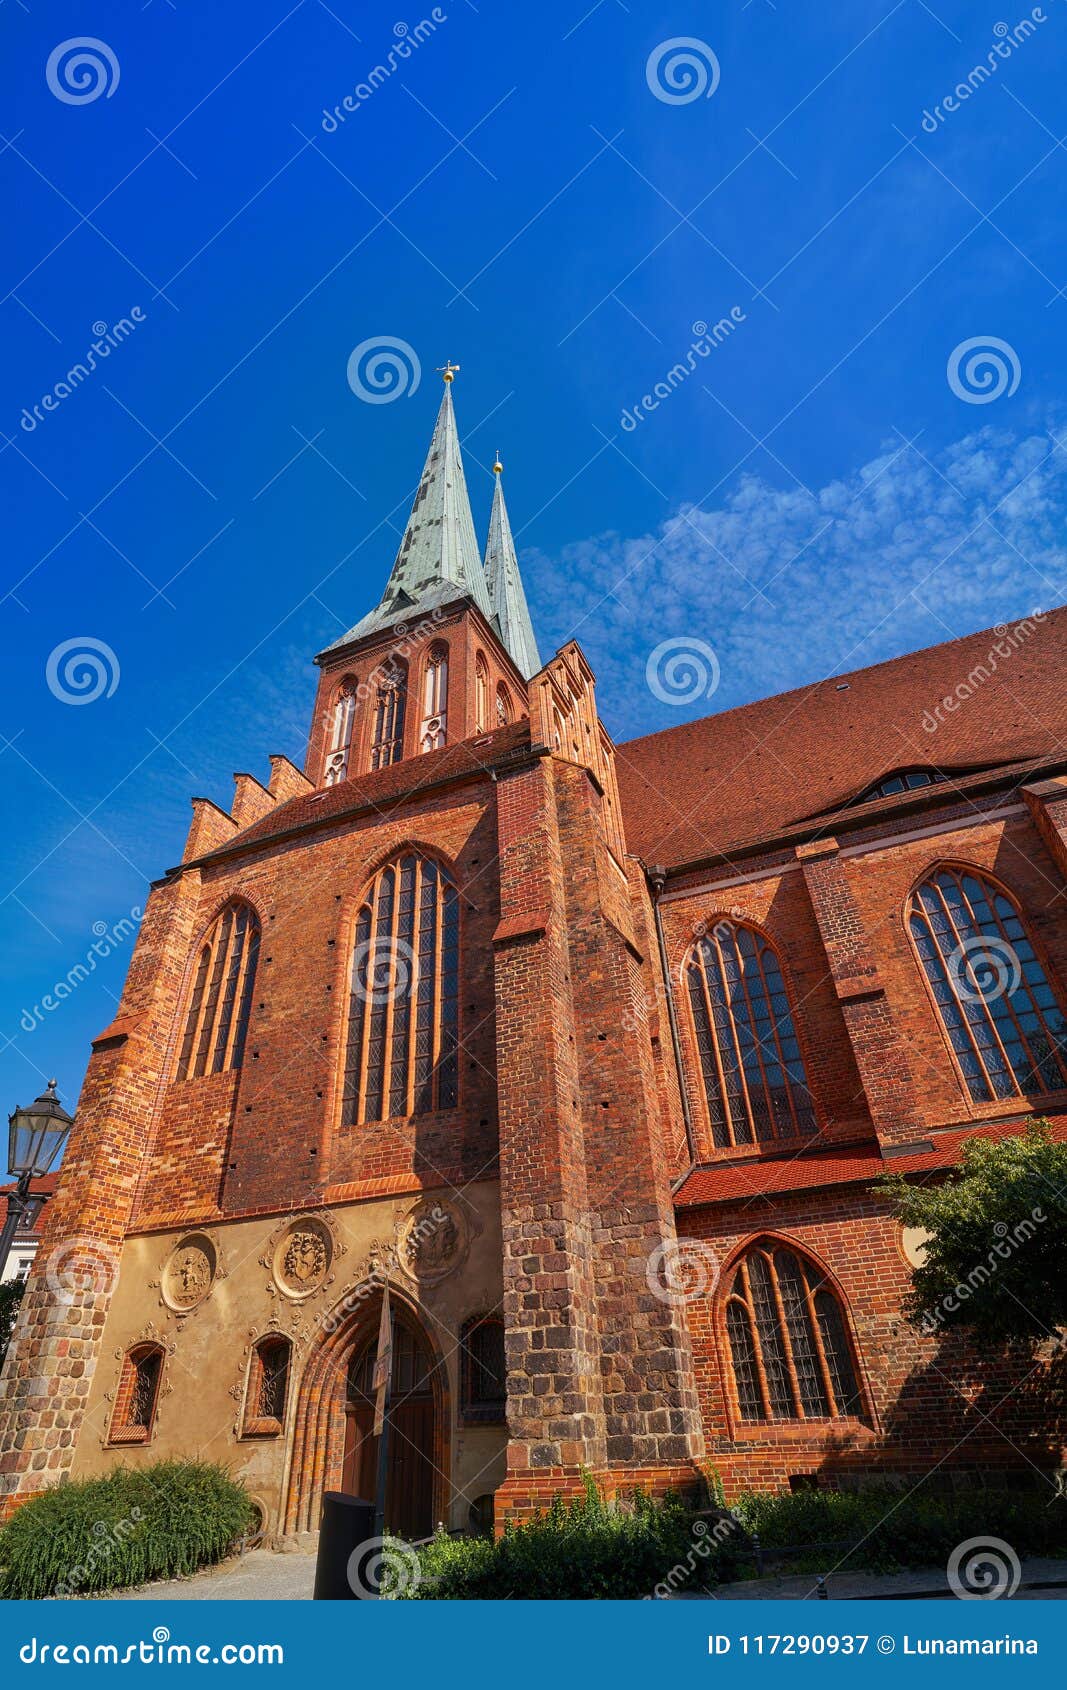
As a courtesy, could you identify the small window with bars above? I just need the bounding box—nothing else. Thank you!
[685,922,817,1150]
[176,903,260,1081]
[724,1243,864,1424]
[109,1344,164,1444]
[242,1336,291,1436]
[461,1316,507,1423]
[341,852,460,1125]
[907,866,1067,1104]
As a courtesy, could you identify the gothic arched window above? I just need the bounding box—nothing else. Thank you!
[496,683,512,726]
[907,866,1067,1102]
[461,1316,507,1423]
[685,922,816,1149]
[242,1335,291,1437]
[724,1242,863,1424]
[176,903,259,1081]
[420,644,448,753]
[341,852,460,1124]
[109,1343,165,1444]
[323,680,357,785]
[474,654,490,733]
[370,660,407,770]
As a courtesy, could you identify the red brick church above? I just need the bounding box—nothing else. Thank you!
[2,371,1065,1538]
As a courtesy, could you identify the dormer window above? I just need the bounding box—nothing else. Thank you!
[854,768,943,805]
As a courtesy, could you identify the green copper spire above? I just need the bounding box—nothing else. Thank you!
[324,370,492,652]
[484,456,541,680]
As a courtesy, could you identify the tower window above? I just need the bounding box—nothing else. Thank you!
[474,654,490,733]
[176,904,260,1081]
[109,1344,165,1444]
[370,661,407,769]
[908,866,1067,1102]
[323,680,357,786]
[496,683,512,726]
[242,1336,291,1437]
[685,922,816,1149]
[461,1316,507,1423]
[341,852,460,1124]
[725,1243,863,1424]
[420,644,448,753]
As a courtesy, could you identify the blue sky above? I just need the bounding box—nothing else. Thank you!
[2,0,1067,1153]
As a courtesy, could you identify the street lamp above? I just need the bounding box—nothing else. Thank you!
[0,1081,74,1281]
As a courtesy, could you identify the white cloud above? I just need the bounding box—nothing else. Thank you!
[525,423,1067,739]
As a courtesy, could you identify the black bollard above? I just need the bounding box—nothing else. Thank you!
[313,1492,376,1600]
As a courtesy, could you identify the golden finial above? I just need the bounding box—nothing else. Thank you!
[493,449,503,474]
[437,360,460,384]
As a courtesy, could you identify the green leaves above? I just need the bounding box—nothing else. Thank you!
[0,1459,255,1599]
[878,1118,1067,1347]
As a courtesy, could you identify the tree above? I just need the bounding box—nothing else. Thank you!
[0,1275,25,1367]
[878,1118,1067,1347]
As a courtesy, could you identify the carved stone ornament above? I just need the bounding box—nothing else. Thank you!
[263,1213,343,1301]
[395,1197,469,1286]
[159,1232,219,1313]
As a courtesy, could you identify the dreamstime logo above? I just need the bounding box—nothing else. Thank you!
[947,337,1021,404]
[947,1536,1022,1600]
[619,310,746,432]
[46,38,120,105]
[646,1238,720,1305]
[946,935,1022,1004]
[920,11,1047,133]
[45,1237,121,1305]
[46,638,120,705]
[55,1510,144,1598]
[921,611,1046,734]
[19,907,143,1034]
[646,637,720,706]
[918,1205,1044,1337]
[20,311,147,434]
[321,10,448,131]
[646,38,720,105]
[347,337,421,404]
[348,1534,422,1599]
[351,936,419,1006]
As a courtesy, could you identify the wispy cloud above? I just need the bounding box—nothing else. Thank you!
[525,423,1067,740]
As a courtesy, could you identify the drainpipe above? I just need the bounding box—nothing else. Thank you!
[647,862,696,1172]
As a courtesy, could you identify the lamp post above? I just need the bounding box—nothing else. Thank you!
[0,1081,73,1281]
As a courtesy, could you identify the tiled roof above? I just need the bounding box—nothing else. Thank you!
[673,1113,1067,1208]
[0,1172,60,1199]
[194,721,532,862]
[615,608,1067,870]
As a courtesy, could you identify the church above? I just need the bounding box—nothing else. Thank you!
[2,367,1065,1542]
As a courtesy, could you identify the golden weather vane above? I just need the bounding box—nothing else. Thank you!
[437,360,461,384]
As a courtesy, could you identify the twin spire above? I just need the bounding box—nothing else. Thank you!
[328,371,540,679]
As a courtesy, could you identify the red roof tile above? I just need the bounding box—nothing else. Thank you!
[615,608,1067,870]
[0,1172,60,1198]
[673,1113,1067,1207]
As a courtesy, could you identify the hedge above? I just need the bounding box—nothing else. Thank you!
[0,1460,256,1599]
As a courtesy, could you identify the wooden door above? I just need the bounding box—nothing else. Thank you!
[341,1320,437,1540]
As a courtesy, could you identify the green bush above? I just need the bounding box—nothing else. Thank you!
[397,1476,742,1600]
[733,1484,1067,1575]
[0,1460,255,1599]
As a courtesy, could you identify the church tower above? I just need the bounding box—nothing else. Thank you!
[0,370,704,1538]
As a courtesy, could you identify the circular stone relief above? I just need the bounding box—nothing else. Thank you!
[273,1217,333,1299]
[397,1198,465,1285]
[901,1224,933,1269]
[162,1234,217,1311]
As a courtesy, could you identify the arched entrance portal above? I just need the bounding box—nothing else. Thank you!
[342,1318,437,1539]
[282,1289,449,1542]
